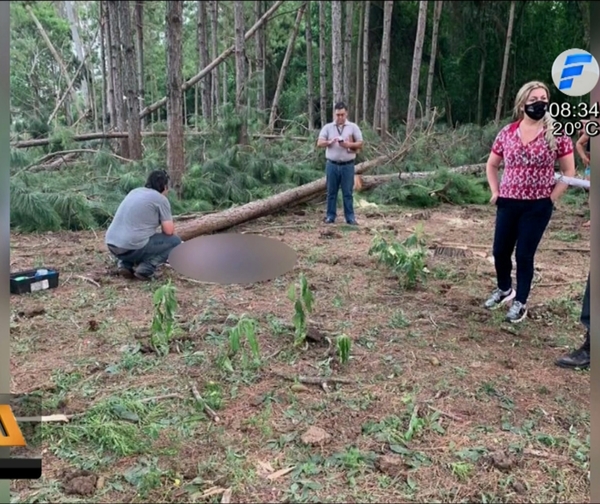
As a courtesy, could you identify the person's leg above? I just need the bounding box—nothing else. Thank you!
[340,163,357,224]
[325,161,340,222]
[505,198,553,322]
[134,233,183,279]
[555,273,590,368]
[485,199,519,308]
[107,245,136,279]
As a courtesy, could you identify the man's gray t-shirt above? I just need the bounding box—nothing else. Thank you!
[318,120,363,162]
[105,187,173,250]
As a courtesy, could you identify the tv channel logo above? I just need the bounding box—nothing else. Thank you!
[551,49,599,97]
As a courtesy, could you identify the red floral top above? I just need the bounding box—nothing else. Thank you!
[491,121,573,199]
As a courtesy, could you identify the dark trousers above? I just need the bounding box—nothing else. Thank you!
[493,197,553,304]
[581,272,590,349]
[109,233,182,276]
[326,160,355,222]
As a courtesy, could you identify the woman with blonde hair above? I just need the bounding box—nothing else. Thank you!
[483,81,576,323]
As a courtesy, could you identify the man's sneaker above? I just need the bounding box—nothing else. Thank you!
[505,300,527,323]
[484,287,515,309]
[555,341,590,369]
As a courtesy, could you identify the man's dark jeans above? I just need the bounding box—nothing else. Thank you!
[110,233,182,276]
[493,197,553,304]
[326,160,355,222]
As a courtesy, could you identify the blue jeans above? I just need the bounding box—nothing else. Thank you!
[493,197,553,304]
[110,233,182,276]
[325,160,355,222]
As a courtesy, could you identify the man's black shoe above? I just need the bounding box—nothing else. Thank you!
[555,345,590,369]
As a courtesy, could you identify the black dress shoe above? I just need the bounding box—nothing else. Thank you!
[555,344,590,369]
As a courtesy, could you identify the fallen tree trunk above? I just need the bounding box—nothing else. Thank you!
[356,163,487,190]
[11,130,308,148]
[176,161,486,241]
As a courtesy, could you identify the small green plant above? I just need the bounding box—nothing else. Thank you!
[220,315,261,371]
[336,334,352,364]
[368,226,428,289]
[150,280,178,356]
[287,272,314,346]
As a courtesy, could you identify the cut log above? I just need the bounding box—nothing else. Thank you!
[176,162,486,240]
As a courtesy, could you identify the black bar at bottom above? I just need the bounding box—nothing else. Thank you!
[0,458,42,479]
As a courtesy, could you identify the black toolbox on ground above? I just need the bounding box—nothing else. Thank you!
[10,268,60,295]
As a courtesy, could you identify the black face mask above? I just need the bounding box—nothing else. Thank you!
[524,101,548,121]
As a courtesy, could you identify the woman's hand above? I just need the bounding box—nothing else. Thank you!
[490,191,498,204]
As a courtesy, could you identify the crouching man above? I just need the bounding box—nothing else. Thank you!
[105,169,182,280]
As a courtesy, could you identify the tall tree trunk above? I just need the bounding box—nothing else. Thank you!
[318,1,327,126]
[100,0,110,131]
[406,0,428,135]
[373,1,393,135]
[166,0,185,195]
[25,4,84,120]
[425,0,442,121]
[331,1,343,104]
[233,1,248,143]
[64,1,90,110]
[134,1,145,130]
[119,0,142,159]
[197,0,212,121]
[305,1,314,130]
[268,3,307,131]
[477,51,486,125]
[343,1,353,105]
[254,0,266,111]
[107,0,128,156]
[208,0,220,119]
[361,1,370,125]
[494,0,515,124]
[354,1,363,121]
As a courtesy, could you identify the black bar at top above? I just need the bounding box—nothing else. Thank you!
[0,458,42,479]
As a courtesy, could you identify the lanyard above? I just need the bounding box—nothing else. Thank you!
[336,124,345,136]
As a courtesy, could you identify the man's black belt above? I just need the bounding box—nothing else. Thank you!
[327,159,354,165]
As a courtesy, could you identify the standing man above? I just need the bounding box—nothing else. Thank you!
[555,272,590,369]
[317,101,364,224]
[105,169,182,280]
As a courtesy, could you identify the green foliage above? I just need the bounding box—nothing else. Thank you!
[287,272,314,346]
[150,281,178,356]
[336,334,351,365]
[220,315,261,372]
[368,227,428,289]
[369,169,490,209]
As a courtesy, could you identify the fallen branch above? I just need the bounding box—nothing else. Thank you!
[11,130,309,148]
[272,371,353,386]
[190,381,220,422]
[435,241,589,253]
[74,275,101,288]
[20,149,132,174]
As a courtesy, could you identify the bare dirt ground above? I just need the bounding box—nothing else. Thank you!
[9,199,590,503]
